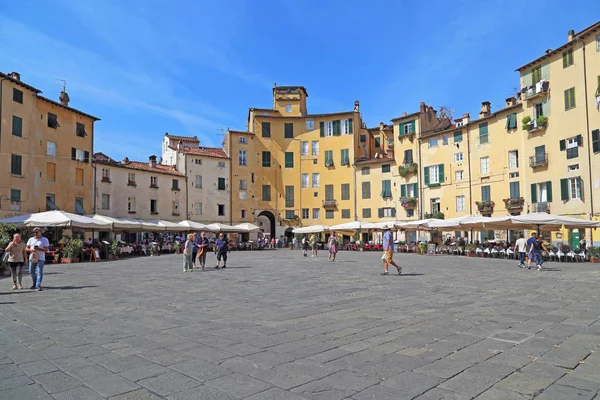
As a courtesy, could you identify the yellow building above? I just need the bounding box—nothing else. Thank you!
[0,72,99,218]
[227,86,362,239]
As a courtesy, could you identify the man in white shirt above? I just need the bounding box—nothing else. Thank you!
[26,227,50,291]
[515,233,527,268]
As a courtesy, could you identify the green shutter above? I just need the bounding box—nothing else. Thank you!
[424,166,430,186]
[531,183,537,204]
[413,183,418,198]
[559,139,566,151]
[438,164,445,183]
[285,152,293,168]
[333,120,341,136]
[391,208,396,217]
[453,131,462,143]
[400,184,406,198]
[398,122,405,135]
[592,129,600,153]
[579,177,584,201]
[320,121,325,137]
[577,134,583,147]
[12,116,22,137]
[410,120,415,133]
[564,89,569,110]
[546,181,553,202]
[374,137,380,148]
[348,118,353,134]
[561,178,569,201]
[378,208,384,218]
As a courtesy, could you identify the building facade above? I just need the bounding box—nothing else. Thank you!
[0,72,99,219]
[161,133,199,166]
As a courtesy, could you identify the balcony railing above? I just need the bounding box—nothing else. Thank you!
[523,81,550,100]
[534,202,550,213]
[322,199,337,208]
[529,153,548,167]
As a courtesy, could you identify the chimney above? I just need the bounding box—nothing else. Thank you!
[462,113,470,125]
[505,97,516,107]
[8,72,20,81]
[59,90,70,107]
[403,112,407,117]
[419,102,426,113]
[149,155,157,168]
[479,101,491,118]
[568,29,574,42]
[379,122,384,130]
[123,157,129,163]
[354,100,360,112]
[177,140,182,150]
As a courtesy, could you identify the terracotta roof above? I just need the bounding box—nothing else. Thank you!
[254,110,355,119]
[354,157,396,166]
[273,86,308,96]
[250,107,281,113]
[516,21,600,71]
[420,117,453,137]
[390,111,420,122]
[37,95,100,121]
[94,153,183,176]
[170,145,229,159]
[0,72,42,93]
[164,133,199,142]
[228,130,255,136]
[471,102,523,123]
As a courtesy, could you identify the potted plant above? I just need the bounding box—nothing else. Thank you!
[358,242,364,252]
[173,242,181,254]
[108,240,121,260]
[418,243,427,254]
[62,235,83,263]
[53,253,61,264]
[465,243,477,257]
[522,116,532,131]
[536,116,548,128]
[588,246,600,263]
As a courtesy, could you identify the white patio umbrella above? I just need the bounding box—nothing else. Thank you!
[0,211,111,230]
[117,217,162,231]
[146,219,182,232]
[395,219,435,231]
[178,220,211,231]
[292,225,329,234]
[511,213,600,231]
[206,223,239,233]
[328,221,379,231]
[426,215,481,229]
[86,214,143,231]
[458,215,520,230]
[233,223,261,232]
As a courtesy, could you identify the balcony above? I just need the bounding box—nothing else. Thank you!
[101,177,111,183]
[127,181,137,187]
[476,200,495,214]
[522,116,548,133]
[533,202,550,213]
[150,184,159,189]
[282,216,301,226]
[503,197,524,211]
[322,199,338,208]
[171,187,180,192]
[399,163,418,177]
[529,153,548,168]
[523,81,549,101]
[400,197,417,209]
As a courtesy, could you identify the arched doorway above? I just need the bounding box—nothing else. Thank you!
[284,227,294,243]
[257,211,276,239]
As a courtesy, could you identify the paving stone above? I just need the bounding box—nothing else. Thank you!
[206,372,272,397]
[0,382,53,399]
[138,371,201,397]
[120,363,171,382]
[494,371,555,396]
[169,359,231,382]
[0,373,33,390]
[109,388,164,399]
[19,359,59,376]
[352,383,414,400]
[52,386,104,400]
[250,361,335,390]
[32,370,82,393]
[380,371,443,397]
[88,353,153,373]
[533,383,597,399]
[245,387,311,400]
[138,348,195,366]
[37,344,77,360]
[474,387,530,399]
[167,384,239,400]
[81,371,140,398]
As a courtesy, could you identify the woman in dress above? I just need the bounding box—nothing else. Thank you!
[328,232,338,262]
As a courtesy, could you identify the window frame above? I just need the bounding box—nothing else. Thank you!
[428,137,438,148]
[455,170,464,181]
[46,141,56,156]
[238,150,247,166]
[300,141,309,156]
[301,173,309,188]
[12,88,23,104]
[456,195,465,212]
[569,177,581,200]
[311,173,320,188]
[508,150,519,170]
[311,141,319,156]
[480,156,490,175]
[564,87,576,111]
[454,152,463,163]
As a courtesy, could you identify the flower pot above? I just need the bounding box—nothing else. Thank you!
[61,257,79,264]
[359,248,364,252]
[466,253,476,257]
[590,258,600,263]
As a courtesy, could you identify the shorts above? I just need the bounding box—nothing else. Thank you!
[311,243,317,250]
[302,243,309,250]
[382,250,393,263]
[217,251,227,262]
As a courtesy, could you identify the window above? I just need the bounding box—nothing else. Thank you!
[568,164,579,171]
[12,88,23,104]
[10,189,21,211]
[340,149,349,166]
[240,210,247,219]
[301,173,309,188]
[381,180,392,198]
[456,196,465,212]
[480,157,490,174]
[454,153,463,163]
[102,194,110,210]
[569,177,581,200]
[341,184,350,200]
[479,123,489,144]
[285,104,292,113]
[71,148,89,163]
[128,197,136,212]
[564,87,576,110]
[597,34,600,51]
[342,118,353,134]
[312,173,320,188]
[218,204,225,216]
[282,210,293,220]
[325,185,334,201]
[566,136,579,159]
[428,137,438,148]
[285,152,294,168]
[592,129,600,153]
[150,199,158,214]
[172,200,180,214]
[191,174,200,188]
[510,182,520,199]
[324,150,333,167]
[101,168,110,182]
[47,162,56,181]
[218,177,226,190]
[509,172,519,179]
[238,150,247,166]
[262,185,271,201]
[361,167,370,175]
[453,130,463,143]
[534,102,544,119]
[532,65,542,84]
[75,198,84,215]
[194,159,203,165]
[46,141,56,156]
[284,123,294,139]
[532,181,553,203]
[251,173,254,183]
[508,150,519,169]
[324,121,334,137]
[218,161,226,168]
[262,151,271,167]
[239,191,248,200]
[311,141,319,156]
[406,209,415,217]
[302,208,309,219]
[455,170,464,181]
[171,179,179,190]
[562,48,574,68]
[443,135,449,145]
[382,164,391,173]
[400,183,417,198]
[12,115,22,137]
[506,113,518,130]
[285,186,294,207]
[403,149,413,164]
[362,182,371,199]
[313,208,320,219]
[301,141,309,156]
[381,208,394,217]
[359,134,366,142]
[425,164,444,185]
[239,179,248,190]
[239,136,247,144]
[76,123,87,137]
[306,119,314,131]
[374,137,381,148]
[325,210,334,219]
[11,154,22,175]
[430,198,441,214]
[46,194,56,211]
[481,185,491,201]
[150,176,158,187]
[47,113,59,129]
[400,120,415,135]
[341,209,351,219]
[194,202,202,215]
[362,208,371,218]
[261,122,271,137]
[75,168,83,186]
[388,137,394,148]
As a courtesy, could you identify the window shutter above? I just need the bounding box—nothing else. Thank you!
[577,134,583,147]
[546,181,553,202]
[559,139,566,151]
[505,114,511,129]
[348,118,353,134]
[531,183,537,204]
[398,122,405,135]
[391,208,396,217]
[424,166,430,186]
[438,164,445,183]
[378,208,384,218]
[71,147,76,161]
[413,183,418,198]
[320,122,325,137]
[333,120,341,136]
[453,131,462,142]
[560,178,569,201]
[410,121,415,133]
[84,151,90,164]
[579,177,584,201]
[542,97,551,117]
[592,130,600,153]
[400,184,406,198]
[564,89,569,111]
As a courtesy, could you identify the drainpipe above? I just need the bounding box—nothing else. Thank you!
[0,78,5,146]
[184,153,189,220]
[579,37,595,244]
[352,163,357,220]
[466,124,473,242]
[91,121,97,214]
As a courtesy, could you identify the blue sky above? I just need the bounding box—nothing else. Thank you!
[0,1,596,161]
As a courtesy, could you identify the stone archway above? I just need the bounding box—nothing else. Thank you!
[257,210,276,239]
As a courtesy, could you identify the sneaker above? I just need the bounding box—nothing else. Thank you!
[17,284,23,290]
[189,269,194,272]
[397,267,403,275]
[537,265,543,271]
[380,272,389,275]
[183,269,187,272]
[222,265,226,269]
[30,285,36,289]
[215,266,220,269]
[36,287,42,291]
[10,285,16,290]
[517,263,523,268]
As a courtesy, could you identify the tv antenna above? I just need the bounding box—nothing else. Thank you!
[55,79,67,92]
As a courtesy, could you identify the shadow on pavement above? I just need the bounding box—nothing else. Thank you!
[43,285,98,290]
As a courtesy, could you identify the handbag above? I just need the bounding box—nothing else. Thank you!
[1,251,9,263]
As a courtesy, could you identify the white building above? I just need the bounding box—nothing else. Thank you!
[161,133,199,166]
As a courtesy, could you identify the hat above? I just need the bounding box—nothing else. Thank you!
[33,227,42,233]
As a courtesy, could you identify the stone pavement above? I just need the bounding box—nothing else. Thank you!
[1,250,600,399]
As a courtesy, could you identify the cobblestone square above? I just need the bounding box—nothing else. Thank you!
[1,251,600,399]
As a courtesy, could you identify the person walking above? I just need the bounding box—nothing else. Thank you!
[6,233,27,290]
[183,233,194,272]
[381,227,401,275]
[197,231,209,270]
[302,236,308,257]
[26,228,49,291]
[191,233,198,270]
[530,235,548,271]
[328,232,338,262]
[526,232,537,269]
[215,233,228,269]
[515,233,528,268]
[310,234,318,257]
[292,236,297,250]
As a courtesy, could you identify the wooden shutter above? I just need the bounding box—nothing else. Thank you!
[546,181,553,202]
[12,116,22,137]
[576,134,583,147]
[378,208,384,218]
[284,123,293,138]
[453,131,462,142]
[592,129,600,153]
[560,178,569,201]
[531,183,537,204]
[559,139,566,151]
[404,149,413,163]
[400,184,406,198]
[348,118,353,134]
[510,182,520,199]
[410,121,415,133]
[413,183,418,198]
[333,120,341,136]
[75,168,83,186]
[320,122,325,137]
[262,122,270,137]
[47,162,56,181]
[398,122,405,136]
[438,164,445,183]
[84,151,90,163]
[391,208,396,217]
[71,147,76,161]
[579,177,584,201]
[424,166,430,186]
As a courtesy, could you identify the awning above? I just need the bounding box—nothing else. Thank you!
[0,211,111,229]
[232,223,261,233]
[292,225,329,234]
